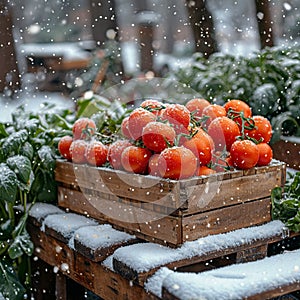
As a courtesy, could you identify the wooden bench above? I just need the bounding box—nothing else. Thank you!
[26,203,300,300]
[160,249,300,299]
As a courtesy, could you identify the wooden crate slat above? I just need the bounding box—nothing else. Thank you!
[184,169,282,214]
[182,197,271,242]
[56,160,182,208]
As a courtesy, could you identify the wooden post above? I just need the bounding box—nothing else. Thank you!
[185,0,218,58]
[137,11,159,72]
[255,0,274,48]
[0,1,20,93]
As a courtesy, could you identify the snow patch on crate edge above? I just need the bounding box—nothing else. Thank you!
[42,213,98,239]
[113,220,285,273]
[162,249,300,300]
[29,203,64,222]
[73,224,135,250]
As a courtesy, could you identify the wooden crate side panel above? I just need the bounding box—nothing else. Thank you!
[58,186,182,246]
[185,169,282,214]
[182,198,271,242]
[56,160,182,209]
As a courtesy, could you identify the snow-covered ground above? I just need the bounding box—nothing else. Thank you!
[0,74,75,123]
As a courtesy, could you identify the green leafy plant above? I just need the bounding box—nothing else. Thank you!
[168,47,300,142]
[271,172,300,232]
[0,103,73,299]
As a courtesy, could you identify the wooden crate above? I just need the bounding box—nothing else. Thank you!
[55,159,286,247]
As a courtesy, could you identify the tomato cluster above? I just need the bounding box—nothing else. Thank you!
[58,98,274,180]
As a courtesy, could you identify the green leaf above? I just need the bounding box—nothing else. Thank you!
[251,83,279,115]
[19,142,34,161]
[0,123,8,139]
[23,118,39,134]
[2,129,28,157]
[0,163,18,203]
[7,155,32,184]
[30,170,57,203]
[8,230,33,259]
[0,260,26,300]
[17,171,35,192]
[37,145,56,171]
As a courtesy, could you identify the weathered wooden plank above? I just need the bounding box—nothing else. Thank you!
[182,197,271,242]
[161,249,300,300]
[112,221,287,286]
[56,160,181,208]
[184,170,282,214]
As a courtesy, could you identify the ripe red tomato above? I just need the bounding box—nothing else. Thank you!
[120,116,131,139]
[195,166,216,176]
[127,108,156,140]
[245,115,272,143]
[202,104,226,126]
[107,140,132,170]
[230,140,259,169]
[160,103,191,134]
[185,98,210,117]
[208,116,240,151]
[142,121,176,153]
[72,118,96,140]
[148,153,160,176]
[85,140,108,167]
[140,99,164,116]
[70,140,88,164]
[58,135,73,161]
[157,146,197,180]
[183,129,212,166]
[121,145,152,174]
[224,99,252,128]
[256,143,273,166]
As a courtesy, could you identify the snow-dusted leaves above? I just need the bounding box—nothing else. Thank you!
[38,145,56,171]
[8,214,34,260]
[2,129,28,157]
[251,83,279,115]
[0,163,18,203]
[7,155,32,184]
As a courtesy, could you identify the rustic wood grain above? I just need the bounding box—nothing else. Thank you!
[28,223,158,300]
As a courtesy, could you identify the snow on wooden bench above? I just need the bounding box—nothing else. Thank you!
[27,203,137,261]
[72,224,138,261]
[41,212,99,243]
[27,203,156,300]
[112,220,290,285]
[159,249,300,300]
